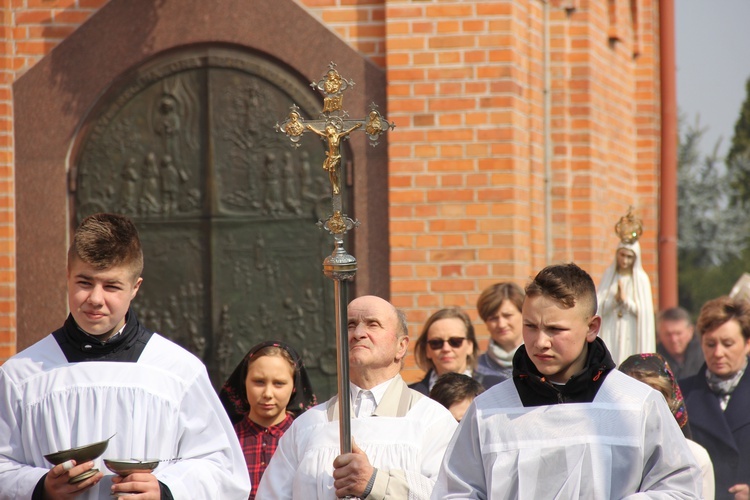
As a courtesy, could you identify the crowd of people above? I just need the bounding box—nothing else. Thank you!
[0,212,747,499]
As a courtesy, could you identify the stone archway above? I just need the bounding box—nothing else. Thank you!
[14,0,390,398]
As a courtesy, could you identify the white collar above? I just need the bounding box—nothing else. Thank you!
[350,376,396,407]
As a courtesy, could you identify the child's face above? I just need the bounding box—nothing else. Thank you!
[522,294,600,384]
[245,355,295,427]
[67,257,142,338]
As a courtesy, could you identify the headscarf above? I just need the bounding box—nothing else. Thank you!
[597,240,656,356]
[220,340,317,425]
[619,353,689,432]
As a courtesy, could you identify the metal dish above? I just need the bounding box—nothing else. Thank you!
[43,437,111,465]
[104,459,160,476]
[43,435,114,484]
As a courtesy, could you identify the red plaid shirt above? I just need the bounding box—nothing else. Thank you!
[235,413,294,499]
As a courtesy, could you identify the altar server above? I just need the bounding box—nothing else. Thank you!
[433,263,701,499]
[0,213,251,499]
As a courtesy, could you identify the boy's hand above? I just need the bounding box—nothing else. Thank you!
[729,483,750,500]
[332,439,374,498]
[110,472,161,499]
[44,460,102,499]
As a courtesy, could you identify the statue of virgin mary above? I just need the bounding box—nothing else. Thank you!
[597,208,655,365]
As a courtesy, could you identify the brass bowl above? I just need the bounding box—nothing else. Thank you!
[44,436,113,484]
[44,437,111,466]
[104,459,159,476]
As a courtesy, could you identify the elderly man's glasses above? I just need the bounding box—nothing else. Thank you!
[427,337,466,350]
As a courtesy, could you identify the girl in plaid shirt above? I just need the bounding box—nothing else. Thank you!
[220,341,317,499]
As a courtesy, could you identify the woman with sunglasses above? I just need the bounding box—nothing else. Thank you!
[409,307,479,395]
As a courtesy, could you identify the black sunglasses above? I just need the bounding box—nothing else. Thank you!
[427,337,466,350]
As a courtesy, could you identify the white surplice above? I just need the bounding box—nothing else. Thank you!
[0,334,251,499]
[432,371,702,499]
[257,374,457,499]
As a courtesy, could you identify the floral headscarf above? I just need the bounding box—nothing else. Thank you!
[619,352,688,431]
[220,340,317,425]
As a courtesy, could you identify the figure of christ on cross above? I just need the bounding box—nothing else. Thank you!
[305,122,362,195]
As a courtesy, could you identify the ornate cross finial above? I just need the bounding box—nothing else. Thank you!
[275,63,395,236]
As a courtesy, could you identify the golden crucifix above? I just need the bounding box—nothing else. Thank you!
[276,62,394,200]
[275,62,394,456]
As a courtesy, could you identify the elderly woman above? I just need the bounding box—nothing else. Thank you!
[409,307,478,395]
[681,296,750,500]
[474,282,525,388]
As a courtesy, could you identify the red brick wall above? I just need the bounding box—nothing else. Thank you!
[0,1,13,362]
[384,0,661,382]
[0,0,662,382]
[0,0,108,362]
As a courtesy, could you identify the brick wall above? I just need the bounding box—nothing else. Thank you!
[0,0,662,384]
[384,0,660,382]
[0,1,13,362]
[0,0,108,362]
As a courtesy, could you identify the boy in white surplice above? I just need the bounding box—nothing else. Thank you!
[433,263,702,499]
[0,213,251,499]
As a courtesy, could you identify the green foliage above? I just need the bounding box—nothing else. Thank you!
[676,116,749,315]
[727,76,750,203]
[727,77,750,166]
[679,248,750,315]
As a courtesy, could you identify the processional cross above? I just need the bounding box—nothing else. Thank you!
[276,63,394,455]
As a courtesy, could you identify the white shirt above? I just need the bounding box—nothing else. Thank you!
[351,379,392,418]
[432,371,702,499]
[0,333,251,499]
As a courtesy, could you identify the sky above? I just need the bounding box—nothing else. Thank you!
[676,0,750,159]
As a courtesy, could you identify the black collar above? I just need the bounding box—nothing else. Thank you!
[512,337,616,406]
[53,310,153,363]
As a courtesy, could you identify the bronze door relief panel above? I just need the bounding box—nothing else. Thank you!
[71,47,343,397]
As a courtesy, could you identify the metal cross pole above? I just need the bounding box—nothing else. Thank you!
[275,62,394,455]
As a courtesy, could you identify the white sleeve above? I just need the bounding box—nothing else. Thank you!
[0,368,47,499]
[431,401,487,500]
[368,408,458,500]
[622,392,703,499]
[156,367,251,499]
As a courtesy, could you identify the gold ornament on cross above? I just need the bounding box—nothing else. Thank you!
[276,62,395,202]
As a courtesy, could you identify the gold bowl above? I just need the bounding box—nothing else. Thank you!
[104,459,159,476]
[44,436,112,484]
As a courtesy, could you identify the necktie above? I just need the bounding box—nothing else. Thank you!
[355,390,375,418]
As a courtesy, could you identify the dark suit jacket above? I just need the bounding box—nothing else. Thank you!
[409,369,498,397]
[657,334,704,381]
[681,360,750,500]
[408,370,432,396]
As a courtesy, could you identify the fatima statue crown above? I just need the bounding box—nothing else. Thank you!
[614,206,643,244]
